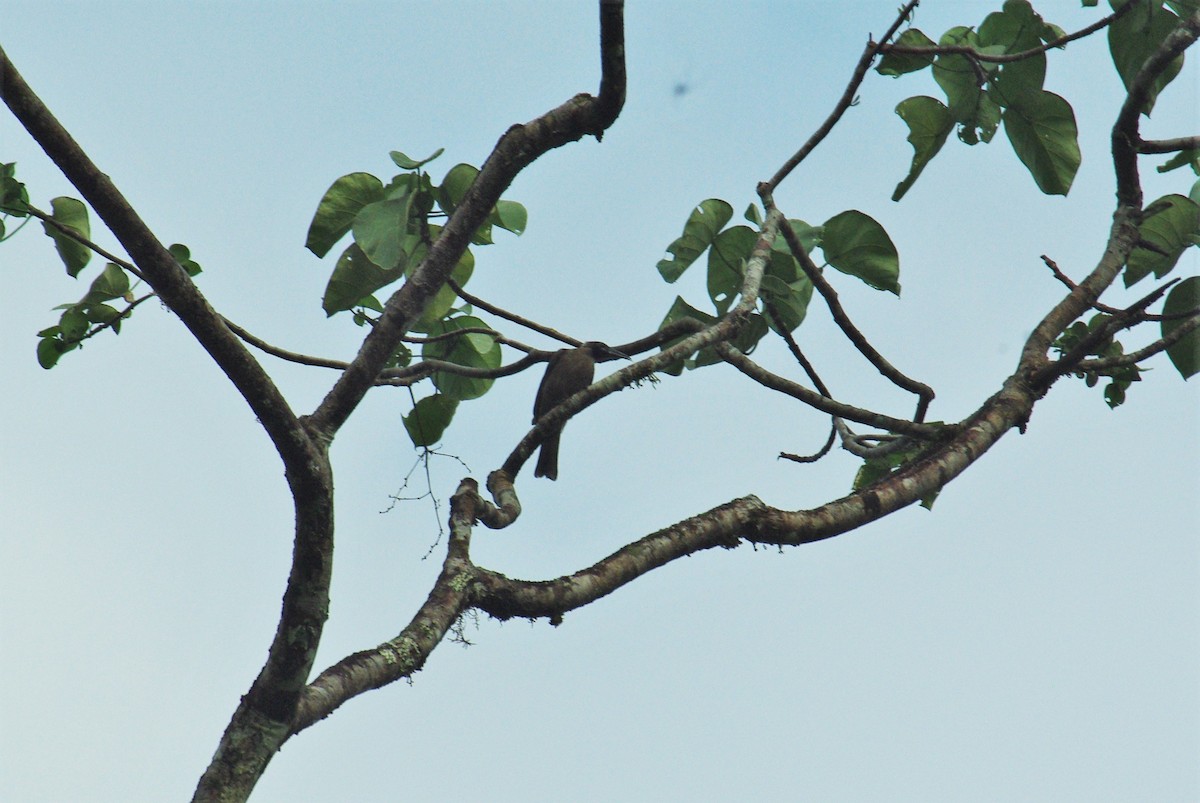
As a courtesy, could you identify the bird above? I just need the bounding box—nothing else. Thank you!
[532,341,627,480]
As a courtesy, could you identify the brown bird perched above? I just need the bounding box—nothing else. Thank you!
[532,341,627,480]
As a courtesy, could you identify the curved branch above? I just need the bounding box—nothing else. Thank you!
[1113,12,1200,208]
[291,479,481,734]
[472,374,1036,623]
[448,278,580,347]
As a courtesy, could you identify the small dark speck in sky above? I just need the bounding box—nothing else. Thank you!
[672,81,690,97]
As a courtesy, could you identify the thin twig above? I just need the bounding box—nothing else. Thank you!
[770,196,934,421]
[1138,135,1200,154]
[714,343,951,440]
[448,278,580,347]
[762,0,919,193]
[1078,312,1200,371]
[779,424,836,464]
[880,3,1135,64]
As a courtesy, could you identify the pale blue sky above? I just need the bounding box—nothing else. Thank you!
[2,2,1197,801]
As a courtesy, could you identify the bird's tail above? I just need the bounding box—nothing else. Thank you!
[534,433,560,481]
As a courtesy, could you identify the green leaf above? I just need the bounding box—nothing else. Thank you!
[422,315,501,401]
[37,337,66,369]
[390,147,444,170]
[979,1,1048,107]
[1002,90,1080,195]
[306,173,384,258]
[83,263,130,304]
[774,219,822,256]
[1162,276,1200,378]
[744,203,763,226]
[657,296,716,375]
[763,274,814,333]
[708,225,756,314]
[489,199,527,235]
[0,162,29,216]
[322,243,405,316]
[403,394,459,447]
[42,196,91,276]
[1125,194,1200,285]
[1157,149,1200,175]
[168,243,202,276]
[876,28,936,77]
[657,199,733,282]
[1108,0,1185,117]
[892,96,954,201]
[932,27,1001,144]
[821,210,901,294]
[437,163,479,215]
[352,195,416,270]
[412,248,474,333]
[85,303,121,325]
[59,307,89,340]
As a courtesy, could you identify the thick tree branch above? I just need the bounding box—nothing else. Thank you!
[2,46,339,802]
[292,480,481,734]
[309,1,626,438]
[472,375,1036,623]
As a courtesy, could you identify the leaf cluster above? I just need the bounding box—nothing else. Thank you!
[654,200,900,374]
[304,148,527,447]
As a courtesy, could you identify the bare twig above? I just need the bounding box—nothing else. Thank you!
[715,343,950,440]
[448,278,579,347]
[762,0,919,194]
[779,424,836,464]
[1138,135,1200,154]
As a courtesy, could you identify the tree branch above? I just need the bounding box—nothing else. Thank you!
[1137,135,1200,154]
[1022,12,1200,378]
[878,3,1134,64]
[500,207,782,478]
[714,343,950,440]
[308,0,627,438]
[762,0,918,194]
[770,195,935,420]
[1076,311,1200,371]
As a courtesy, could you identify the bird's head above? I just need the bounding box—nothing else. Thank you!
[581,341,630,362]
